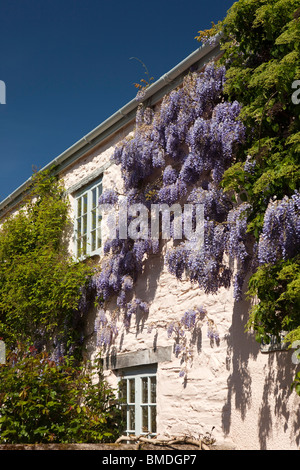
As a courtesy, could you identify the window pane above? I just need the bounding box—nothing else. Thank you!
[129,379,135,404]
[97,227,101,249]
[91,230,96,252]
[150,406,156,433]
[150,377,156,403]
[142,377,148,403]
[118,369,156,437]
[75,179,103,258]
[142,406,148,432]
[92,188,97,208]
[77,198,82,217]
[77,238,81,256]
[83,194,88,214]
[82,235,87,255]
[91,209,96,230]
[83,215,87,234]
[77,218,82,236]
[119,379,127,402]
[128,406,135,431]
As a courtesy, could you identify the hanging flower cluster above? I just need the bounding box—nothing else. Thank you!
[257,192,300,265]
[166,306,217,378]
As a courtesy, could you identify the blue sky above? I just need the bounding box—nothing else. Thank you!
[0,0,235,202]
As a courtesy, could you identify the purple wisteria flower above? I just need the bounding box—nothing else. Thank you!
[258,192,300,265]
[207,320,219,341]
[174,343,182,356]
[167,322,175,338]
[244,155,256,174]
[98,189,118,205]
[88,60,248,351]
[180,310,197,329]
[227,203,251,264]
[162,165,178,185]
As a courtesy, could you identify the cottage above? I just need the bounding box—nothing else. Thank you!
[0,38,299,450]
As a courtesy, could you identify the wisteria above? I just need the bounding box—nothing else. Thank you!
[181,310,197,329]
[90,60,256,375]
[243,155,256,174]
[258,192,300,265]
[165,306,218,377]
[94,309,119,348]
[162,165,178,185]
[226,202,252,300]
[158,179,188,205]
[207,319,220,342]
[98,188,119,205]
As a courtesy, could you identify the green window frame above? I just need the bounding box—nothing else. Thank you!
[119,365,157,437]
[74,176,103,258]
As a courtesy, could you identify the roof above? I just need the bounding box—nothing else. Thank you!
[0,39,221,218]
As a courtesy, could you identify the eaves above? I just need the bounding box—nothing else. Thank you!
[0,39,222,219]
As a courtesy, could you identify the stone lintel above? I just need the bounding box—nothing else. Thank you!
[102,346,172,371]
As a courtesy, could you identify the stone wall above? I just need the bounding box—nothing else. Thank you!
[58,119,300,451]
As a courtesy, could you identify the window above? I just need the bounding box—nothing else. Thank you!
[74,176,103,257]
[119,365,157,437]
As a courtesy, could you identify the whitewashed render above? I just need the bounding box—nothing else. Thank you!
[0,40,299,450]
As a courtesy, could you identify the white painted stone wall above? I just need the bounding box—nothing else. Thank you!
[60,122,300,451]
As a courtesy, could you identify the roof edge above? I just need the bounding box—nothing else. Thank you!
[0,38,222,217]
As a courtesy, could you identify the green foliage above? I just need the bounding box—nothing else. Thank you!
[0,168,94,352]
[0,170,123,443]
[221,0,300,391]
[246,256,300,343]
[198,0,300,393]
[195,20,223,43]
[0,346,122,444]
[291,370,300,394]
[220,0,300,234]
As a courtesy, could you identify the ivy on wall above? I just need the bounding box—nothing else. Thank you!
[0,169,124,444]
[0,168,94,357]
[198,0,300,387]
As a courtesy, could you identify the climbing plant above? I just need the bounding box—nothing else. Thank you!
[89,61,246,377]
[197,0,300,381]
[0,345,122,444]
[0,169,124,444]
[90,0,300,387]
[0,168,94,357]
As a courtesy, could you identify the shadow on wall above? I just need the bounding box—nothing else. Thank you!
[221,296,257,436]
[84,250,166,359]
[134,251,165,336]
[258,352,300,449]
[222,294,300,449]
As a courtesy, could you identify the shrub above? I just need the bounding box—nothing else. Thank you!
[0,345,123,444]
